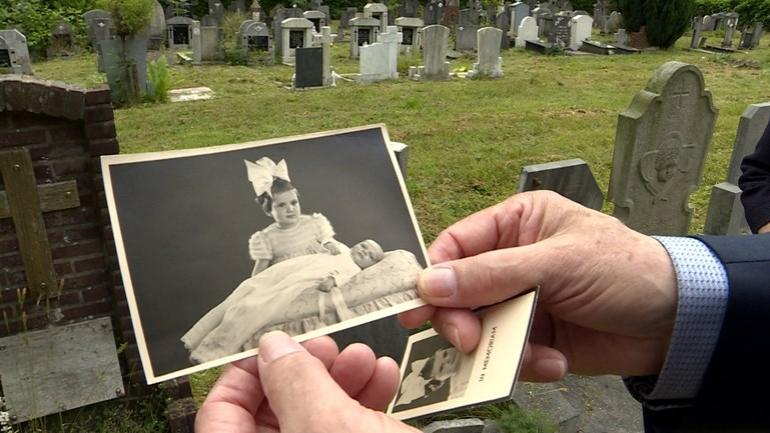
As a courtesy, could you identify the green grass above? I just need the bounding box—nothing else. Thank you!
[25,30,770,431]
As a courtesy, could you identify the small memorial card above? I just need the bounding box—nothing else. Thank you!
[102,125,429,383]
[388,290,538,420]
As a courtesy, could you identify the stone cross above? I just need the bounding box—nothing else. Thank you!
[704,103,770,235]
[0,149,81,296]
[608,62,718,235]
[468,27,503,78]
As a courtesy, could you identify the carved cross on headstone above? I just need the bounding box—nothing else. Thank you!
[0,148,80,296]
[671,86,690,108]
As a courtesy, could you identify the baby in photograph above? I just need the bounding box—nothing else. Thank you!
[394,343,472,411]
[182,158,386,364]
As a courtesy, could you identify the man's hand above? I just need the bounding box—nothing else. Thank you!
[196,332,420,433]
[399,191,678,382]
[759,222,770,234]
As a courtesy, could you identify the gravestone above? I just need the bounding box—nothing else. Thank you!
[200,26,222,61]
[359,25,401,83]
[304,10,327,32]
[241,21,273,63]
[272,7,304,62]
[517,159,604,210]
[690,16,703,49]
[495,11,511,49]
[739,22,763,50]
[510,2,530,37]
[83,9,111,44]
[456,9,480,52]
[608,62,718,235]
[550,13,570,46]
[409,24,449,80]
[709,12,726,31]
[532,5,552,37]
[569,14,592,50]
[749,22,764,48]
[48,22,76,57]
[312,25,335,87]
[613,28,629,46]
[424,1,443,25]
[0,30,32,75]
[191,21,202,64]
[604,10,622,34]
[349,17,380,58]
[704,103,770,235]
[398,0,420,18]
[85,16,113,72]
[167,16,194,50]
[102,31,150,101]
[294,47,323,88]
[593,0,609,30]
[468,27,503,78]
[339,7,358,29]
[149,0,166,50]
[395,17,423,53]
[702,14,715,31]
[722,12,739,48]
[280,17,314,65]
[364,2,389,33]
[515,16,538,48]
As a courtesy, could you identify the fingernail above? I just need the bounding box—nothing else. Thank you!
[535,358,567,380]
[419,266,457,298]
[259,331,303,363]
[446,324,463,352]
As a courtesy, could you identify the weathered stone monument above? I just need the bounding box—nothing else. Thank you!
[360,25,401,83]
[550,13,571,46]
[0,30,33,75]
[303,10,327,33]
[395,17,423,53]
[272,6,303,62]
[518,159,604,210]
[510,2,531,37]
[569,14,592,50]
[455,9,480,52]
[722,12,739,48]
[48,22,77,57]
[468,27,503,78]
[240,21,274,63]
[149,0,166,50]
[690,16,704,49]
[739,22,764,50]
[608,62,718,235]
[704,103,770,235]
[280,18,314,65]
[604,10,622,34]
[516,16,539,48]
[167,15,194,50]
[191,20,202,64]
[349,16,380,58]
[409,25,449,80]
[364,2,390,33]
[495,10,512,49]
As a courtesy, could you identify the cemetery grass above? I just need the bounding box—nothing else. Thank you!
[29,32,770,430]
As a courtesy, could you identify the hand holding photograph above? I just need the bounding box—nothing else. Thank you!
[388,290,538,420]
[101,125,428,383]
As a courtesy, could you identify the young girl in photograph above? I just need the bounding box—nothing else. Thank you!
[182,158,384,363]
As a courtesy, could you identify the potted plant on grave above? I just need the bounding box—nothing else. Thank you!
[98,0,154,105]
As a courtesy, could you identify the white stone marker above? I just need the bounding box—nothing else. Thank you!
[360,25,402,82]
[515,16,538,48]
[468,27,503,78]
[409,24,449,80]
[569,14,593,50]
[191,20,202,64]
[312,25,336,86]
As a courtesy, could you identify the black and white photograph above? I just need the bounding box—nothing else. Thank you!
[388,290,538,420]
[102,125,429,384]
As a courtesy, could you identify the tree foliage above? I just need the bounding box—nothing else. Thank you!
[0,0,95,57]
[616,0,695,48]
[97,0,154,36]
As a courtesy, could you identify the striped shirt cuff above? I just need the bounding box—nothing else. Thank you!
[645,236,729,400]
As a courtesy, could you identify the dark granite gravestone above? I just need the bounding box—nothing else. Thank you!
[294,46,323,88]
[172,24,190,45]
[402,27,415,44]
[357,28,371,45]
[289,29,305,48]
[550,14,570,46]
[517,159,604,210]
[495,11,511,49]
[0,49,10,68]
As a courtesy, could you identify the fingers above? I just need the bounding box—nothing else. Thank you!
[329,343,377,397]
[257,332,362,431]
[354,356,401,410]
[302,336,339,370]
[518,342,568,383]
[418,243,548,309]
[206,356,265,416]
[430,308,482,353]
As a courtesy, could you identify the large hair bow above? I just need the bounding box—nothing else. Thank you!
[244,157,291,197]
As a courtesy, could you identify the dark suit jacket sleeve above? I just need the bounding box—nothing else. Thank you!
[643,234,770,432]
[739,118,770,232]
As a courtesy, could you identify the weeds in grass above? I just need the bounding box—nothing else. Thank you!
[147,56,172,103]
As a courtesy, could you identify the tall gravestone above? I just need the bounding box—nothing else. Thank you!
[690,16,703,49]
[704,103,770,235]
[510,2,530,37]
[280,17,314,65]
[395,17,423,52]
[409,25,449,80]
[516,16,538,47]
[456,9,479,52]
[608,62,718,235]
[149,0,166,50]
[468,27,503,78]
[569,14,592,50]
[0,30,33,75]
[495,11,511,49]
[722,12,739,48]
[359,25,401,82]
[518,159,604,210]
[550,13,570,46]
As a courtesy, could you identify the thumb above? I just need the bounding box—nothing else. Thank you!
[418,241,553,308]
[257,332,365,432]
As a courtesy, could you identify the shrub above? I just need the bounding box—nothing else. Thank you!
[147,56,171,103]
[98,0,154,37]
[616,0,646,31]
[645,0,696,48]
